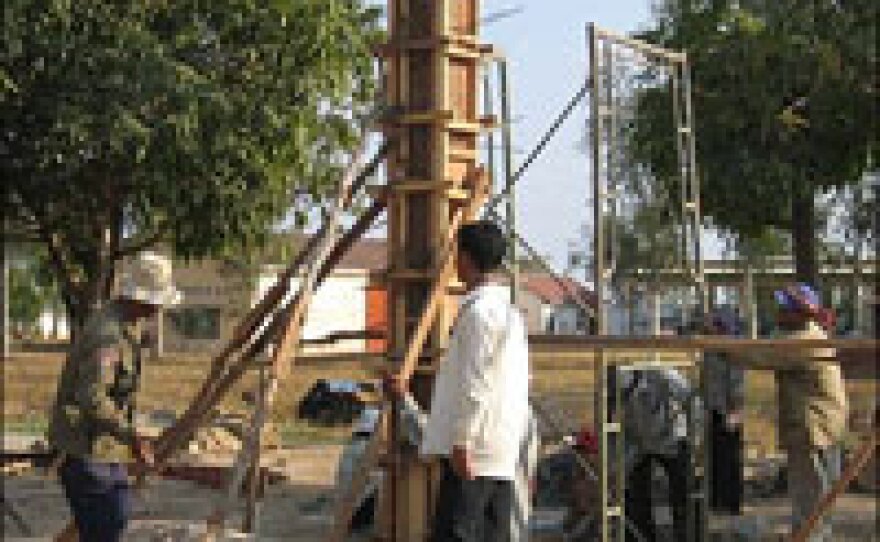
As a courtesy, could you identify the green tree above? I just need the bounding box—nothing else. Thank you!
[9,267,44,332]
[8,244,60,333]
[630,0,877,285]
[2,0,381,335]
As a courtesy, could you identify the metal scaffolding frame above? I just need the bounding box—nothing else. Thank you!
[587,23,708,542]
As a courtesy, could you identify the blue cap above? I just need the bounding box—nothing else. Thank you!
[711,307,743,336]
[774,283,821,312]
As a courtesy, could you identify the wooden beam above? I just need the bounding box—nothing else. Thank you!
[528,335,879,352]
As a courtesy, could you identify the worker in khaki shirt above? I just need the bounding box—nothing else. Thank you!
[48,252,181,541]
[771,283,846,542]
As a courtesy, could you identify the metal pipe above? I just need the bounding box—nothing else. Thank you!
[588,23,605,337]
[588,24,611,542]
[682,58,707,315]
[499,59,518,305]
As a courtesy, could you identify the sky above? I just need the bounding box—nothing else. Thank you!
[478,1,654,273]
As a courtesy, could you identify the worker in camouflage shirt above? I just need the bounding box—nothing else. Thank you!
[48,252,181,542]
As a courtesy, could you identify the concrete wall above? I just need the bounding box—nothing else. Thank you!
[255,271,369,353]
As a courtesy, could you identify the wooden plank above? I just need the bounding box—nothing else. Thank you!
[374,38,499,59]
[528,335,879,352]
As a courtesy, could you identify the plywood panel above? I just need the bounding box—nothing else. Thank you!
[450,59,477,120]
[407,0,436,37]
[405,126,432,179]
[405,194,431,268]
[450,0,477,35]
[383,1,482,539]
[408,51,434,111]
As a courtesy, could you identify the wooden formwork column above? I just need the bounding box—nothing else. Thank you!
[381,0,489,539]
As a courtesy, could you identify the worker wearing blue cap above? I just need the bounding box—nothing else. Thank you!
[772,283,845,541]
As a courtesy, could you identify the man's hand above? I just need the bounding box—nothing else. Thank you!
[131,434,155,473]
[451,445,474,480]
[725,410,743,430]
[382,373,407,400]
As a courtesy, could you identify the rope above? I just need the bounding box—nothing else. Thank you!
[483,81,590,214]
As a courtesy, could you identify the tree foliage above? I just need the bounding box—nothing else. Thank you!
[630,0,877,284]
[1,0,381,329]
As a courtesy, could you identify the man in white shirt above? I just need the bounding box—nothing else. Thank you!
[420,221,531,541]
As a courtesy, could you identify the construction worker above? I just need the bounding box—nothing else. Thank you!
[618,367,699,542]
[47,252,181,541]
[771,283,845,541]
[421,221,531,542]
[702,307,745,515]
[382,376,539,540]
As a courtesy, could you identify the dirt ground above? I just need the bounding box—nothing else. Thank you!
[3,351,877,540]
[2,446,344,541]
[2,444,877,541]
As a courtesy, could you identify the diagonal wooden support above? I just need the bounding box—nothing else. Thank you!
[206,145,365,534]
[154,195,390,470]
[160,141,393,458]
[789,427,878,542]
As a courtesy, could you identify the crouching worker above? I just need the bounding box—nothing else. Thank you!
[47,252,181,541]
[619,368,700,542]
[771,284,845,542]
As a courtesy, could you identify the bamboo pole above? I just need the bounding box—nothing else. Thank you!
[224,145,363,531]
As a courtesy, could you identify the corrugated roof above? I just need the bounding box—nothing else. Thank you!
[336,238,386,271]
[520,273,596,309]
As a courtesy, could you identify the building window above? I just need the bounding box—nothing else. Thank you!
[167,306,221,340]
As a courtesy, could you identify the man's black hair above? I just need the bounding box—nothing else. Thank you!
[458,221,506,273]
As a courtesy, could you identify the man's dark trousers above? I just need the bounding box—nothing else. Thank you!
[625,441,695,542]
[708,410,743,514]
[59,457,131,542]
[430,459,515,542]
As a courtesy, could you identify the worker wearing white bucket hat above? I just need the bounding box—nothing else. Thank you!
[118,251,182,307]
[48,251,181,541]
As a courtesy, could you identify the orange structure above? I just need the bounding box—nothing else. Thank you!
[378,0,495,538]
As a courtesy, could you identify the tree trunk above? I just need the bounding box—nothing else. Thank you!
[791,180,819,286]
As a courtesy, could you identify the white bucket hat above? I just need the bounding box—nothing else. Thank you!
[119,251,182,307]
